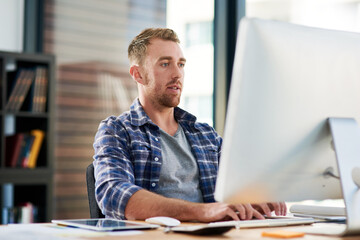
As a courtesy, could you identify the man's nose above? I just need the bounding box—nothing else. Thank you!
[171,65,183,79]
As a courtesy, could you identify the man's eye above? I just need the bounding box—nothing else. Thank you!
[179,63,185,68]
[161,63,169,67]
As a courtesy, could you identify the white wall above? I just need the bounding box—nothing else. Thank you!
[0,0,24,52]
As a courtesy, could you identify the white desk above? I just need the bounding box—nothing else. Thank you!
[1,222,359,240]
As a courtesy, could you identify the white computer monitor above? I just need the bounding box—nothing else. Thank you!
[214,18,360,235]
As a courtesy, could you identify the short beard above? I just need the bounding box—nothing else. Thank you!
[157,93,181,108]
[143,72,181,109]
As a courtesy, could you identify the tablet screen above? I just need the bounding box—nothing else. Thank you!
[52,218,159,231]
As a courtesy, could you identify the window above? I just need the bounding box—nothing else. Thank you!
[246,0,360,33]
[167,0,214,126]
[185,21,213,47]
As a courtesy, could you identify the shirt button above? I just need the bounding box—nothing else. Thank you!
[155,137,159,142]
[154,157,159,161]
[151,183,156,187]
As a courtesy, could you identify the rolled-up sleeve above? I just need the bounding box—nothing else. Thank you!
[93,117,142,219]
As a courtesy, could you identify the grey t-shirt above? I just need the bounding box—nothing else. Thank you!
[155,125,203,203]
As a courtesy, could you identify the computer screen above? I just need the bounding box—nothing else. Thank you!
[215,18,360,204]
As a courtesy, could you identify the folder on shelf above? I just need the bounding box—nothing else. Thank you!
[27,129,45,168]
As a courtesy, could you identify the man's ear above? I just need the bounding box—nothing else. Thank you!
[129,65,145,85]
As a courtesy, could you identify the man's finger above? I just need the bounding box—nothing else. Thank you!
[259,203,272,217]
[281,202,287,216]
[247,203,256,220]
[234,204,246,220]
[227,207,240,221]
[270,202,281,216]
[252,207,265,220]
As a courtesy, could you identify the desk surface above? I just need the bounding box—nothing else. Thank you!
[93,223,357,240]
[2,222,359,240]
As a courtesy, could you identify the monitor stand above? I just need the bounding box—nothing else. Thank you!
[328,117,360,236]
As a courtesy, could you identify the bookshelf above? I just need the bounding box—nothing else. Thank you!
[0,51,55,223]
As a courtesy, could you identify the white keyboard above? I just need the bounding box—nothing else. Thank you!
[209,217,314,229]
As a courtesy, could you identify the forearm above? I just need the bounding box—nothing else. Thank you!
[123,189,286,222]
[124,189,203,221]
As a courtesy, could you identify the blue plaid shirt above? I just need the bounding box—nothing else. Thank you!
[93,99,222,219]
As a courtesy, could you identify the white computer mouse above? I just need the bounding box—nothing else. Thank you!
[145,216,181,227]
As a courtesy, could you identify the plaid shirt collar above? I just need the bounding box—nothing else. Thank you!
[129,98,197,127]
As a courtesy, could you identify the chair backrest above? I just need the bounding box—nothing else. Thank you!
[86,163,105,218]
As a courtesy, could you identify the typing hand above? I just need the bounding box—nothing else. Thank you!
[197,202,266,222]
[195,202,287,222]
[251,202,287,218]
[233,203,266,220]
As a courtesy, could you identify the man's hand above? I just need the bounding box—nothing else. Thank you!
[194,202,287,222]
[251,202,287,217]
[194,202,240,222]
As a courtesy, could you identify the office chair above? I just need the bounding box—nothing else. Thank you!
[86,163,105,218]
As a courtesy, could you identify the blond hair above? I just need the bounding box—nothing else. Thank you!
[128,28,180,65]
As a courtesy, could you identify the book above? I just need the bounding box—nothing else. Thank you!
[15,134,31,168]
[19,134,35,168]
[31,67,42,112]
[6,69,27,111]
[6,69,36,111]
[5,133,25,168]
[13,69,35,111]
[27,129,45,168]
[38,67,48,112]
[31,67,48,112]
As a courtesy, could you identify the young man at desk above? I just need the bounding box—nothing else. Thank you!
[93,28,287,222]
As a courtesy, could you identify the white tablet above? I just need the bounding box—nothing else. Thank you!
[51,218,159,231]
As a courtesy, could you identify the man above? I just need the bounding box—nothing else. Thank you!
[93,28,287,222]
